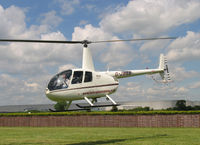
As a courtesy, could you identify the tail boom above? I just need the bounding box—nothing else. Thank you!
[102,54,166,79]
[103,68,163,79]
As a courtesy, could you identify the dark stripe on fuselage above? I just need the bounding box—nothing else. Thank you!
[48,83,119,93]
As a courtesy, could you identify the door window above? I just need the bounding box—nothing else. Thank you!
[72,71,83,84]
[84,71,92,82]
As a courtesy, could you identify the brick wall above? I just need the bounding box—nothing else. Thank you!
[0,114,200,127]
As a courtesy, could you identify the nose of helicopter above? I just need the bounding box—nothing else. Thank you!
[45,88,49,94]
[45,88,51,98]
[45,88,55,101]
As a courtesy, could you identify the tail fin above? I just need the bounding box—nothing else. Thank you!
[158,54,171,83]
[159,54,165,70]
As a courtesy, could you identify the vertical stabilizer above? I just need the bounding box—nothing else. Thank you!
[158,54,171,82]
[159,53,165,70]
[82,46,94,70]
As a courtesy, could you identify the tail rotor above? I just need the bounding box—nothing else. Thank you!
[160,55,172,83]
[149,54,172,84]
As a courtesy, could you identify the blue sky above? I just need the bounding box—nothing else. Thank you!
[0,0,200,105]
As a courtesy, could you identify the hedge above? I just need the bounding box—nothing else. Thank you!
[1,110,200,117]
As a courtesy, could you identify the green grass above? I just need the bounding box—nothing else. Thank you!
[0,127,200,145]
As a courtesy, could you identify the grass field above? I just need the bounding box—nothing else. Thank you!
[0,127,200,145]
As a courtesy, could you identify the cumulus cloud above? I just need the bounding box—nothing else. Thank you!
[0,74,51,105]
[0,5,26,37]
[100,0,200,36]
[0,31,80,76]
[1,0,200,105]
[56,0,80,15]
[170,66,199,82]
[140,39,170,52]
[79,20,88,26]
[0,5,79,105]
[72,24,112,41]
[189,81,200,89]
[58,64,77,72]
[40,11,63,28]
[72,24,114,65]
[69,0,200,68]
[101,40,135,68]
[146,85,189,99]
[85,4,96,12]
[167,31,200,62]
[114,81,189,101]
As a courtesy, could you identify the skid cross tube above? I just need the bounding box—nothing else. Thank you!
[84,97,94,106]
[106,95,117,105]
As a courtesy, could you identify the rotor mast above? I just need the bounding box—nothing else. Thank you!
[82,40,94,71]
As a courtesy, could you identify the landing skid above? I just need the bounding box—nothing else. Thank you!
[76,104,120,109]
[78,95,119,109]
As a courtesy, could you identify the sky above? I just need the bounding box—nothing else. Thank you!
[0,0,200,106]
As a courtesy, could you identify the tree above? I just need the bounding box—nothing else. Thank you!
[111,106,118,112]
[54,101,67,112]
[175,100,187,110]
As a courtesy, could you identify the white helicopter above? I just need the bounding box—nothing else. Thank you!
[0,38,175,110]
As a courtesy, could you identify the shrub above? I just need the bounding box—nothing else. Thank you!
[54,101,67,112]
[1,110,200,117]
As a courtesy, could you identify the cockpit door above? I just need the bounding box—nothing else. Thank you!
[71,71,83,84]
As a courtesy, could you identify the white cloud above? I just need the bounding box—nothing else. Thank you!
[66,0,200,69]
[24,82,40,91]
[189,81,200,89]
[114,81,189,101]
[114,81,145,101]
[146,85,189,99]
[101,40,135,68]
[0,5,80,105]
[79,20,88,26]
[40,11,63,28]
[167,31,200,62]
[85,4,96,12]
[169,65,199,82]
[58,64,77,72]
[72,24,112,41]
[1,0,200,105]
[0,5,26,37]
[0,24,80,75]
[140,39,170,52]
[72,24,137,68]
[56,0,80,15]
[100,0,200,36]
[0,74,51,105]
[72,24,113,63]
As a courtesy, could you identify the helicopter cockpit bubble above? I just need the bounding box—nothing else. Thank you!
[47,70,72,91]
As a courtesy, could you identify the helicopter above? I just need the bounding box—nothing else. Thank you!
[0,37,175,110]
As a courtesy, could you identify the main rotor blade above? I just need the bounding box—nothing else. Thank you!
[0,37,177,45]
[91,37,177,43]
[0,39,83,44]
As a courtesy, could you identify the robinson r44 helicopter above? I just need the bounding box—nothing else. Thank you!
[0,37,175,111]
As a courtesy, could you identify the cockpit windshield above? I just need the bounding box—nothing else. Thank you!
[48,70,72,91]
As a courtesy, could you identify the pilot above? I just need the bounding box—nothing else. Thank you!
[56,74,65,89]
[62,74,69,88]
